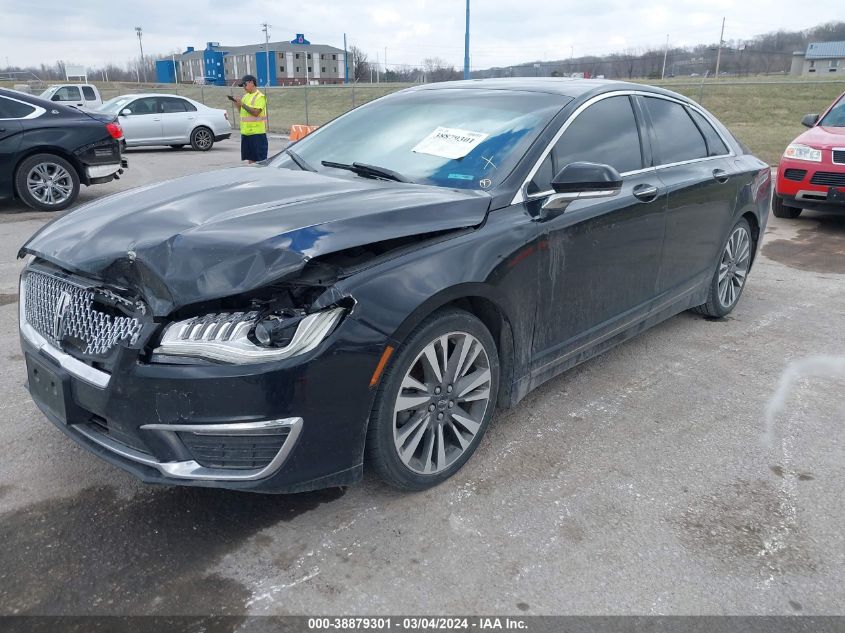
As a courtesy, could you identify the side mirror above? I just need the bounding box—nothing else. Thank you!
[51,94,61,101]
[801,113,819,128]
[120,109,132,116]
[539,162,623,219]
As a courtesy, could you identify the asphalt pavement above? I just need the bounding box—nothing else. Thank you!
[0,141,842,617]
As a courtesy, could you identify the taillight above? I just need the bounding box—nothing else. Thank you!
[105,122,123,139]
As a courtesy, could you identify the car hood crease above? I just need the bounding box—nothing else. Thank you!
[20,166,491,316]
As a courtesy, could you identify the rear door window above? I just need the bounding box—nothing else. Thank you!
[644,97,707,165]
[0,96,36,119]
[82,86,97,101]
[688,109,729,156]
[159,97,188,113]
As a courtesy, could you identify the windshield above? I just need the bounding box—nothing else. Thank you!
[98,96,136,114]
[819,94,845,127]
[270,88,567,190]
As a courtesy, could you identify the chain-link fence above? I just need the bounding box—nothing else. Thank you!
[91,82,413,136]
[3,78,844,165]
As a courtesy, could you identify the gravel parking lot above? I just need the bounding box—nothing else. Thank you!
[0,141,843,617]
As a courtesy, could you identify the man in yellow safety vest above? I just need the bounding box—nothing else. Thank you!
[232,74,268,163]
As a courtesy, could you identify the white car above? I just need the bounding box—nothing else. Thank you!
[97,94,232,151]
[39,84,103,108]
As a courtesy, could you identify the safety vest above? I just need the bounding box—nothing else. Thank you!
[240,90,267,135]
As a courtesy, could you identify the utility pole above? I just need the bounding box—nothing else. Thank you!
[463,0,470,80]
[134,26,146,83]
[714,17,725,78]
[661,34,669,80]
[384,46,387,79]
[376,51,380,83]
[343,33,349,84]
[261,22,271,87]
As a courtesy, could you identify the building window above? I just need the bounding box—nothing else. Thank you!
[296,66,300,73]
[307,53,312,60]
[280,66,285,72]
[333,67,338,73]
[830,59,840,71]
[332,54,337,60]
[321,67,326,73]
[308,66,312,73]
[295,53,300,59]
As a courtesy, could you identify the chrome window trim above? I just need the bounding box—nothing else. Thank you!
[0,95,46,121]
[513,90,736,205]
[19,277,111,388]
[77,417,304,481]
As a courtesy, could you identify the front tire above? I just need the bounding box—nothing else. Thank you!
[772,192,802,219]
[693,218,753,318]
[190,127,214,151]
[15,153,80,211]
[366,308,500,491]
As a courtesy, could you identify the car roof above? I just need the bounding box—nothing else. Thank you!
[109,93,195,99]
[0,87,55,107]
[409,77,693,102]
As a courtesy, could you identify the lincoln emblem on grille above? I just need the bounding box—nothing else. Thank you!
[52,290,72,340]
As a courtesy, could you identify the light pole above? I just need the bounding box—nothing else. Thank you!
[134,26,146,83]
[463,0,470,80]
[261,22,271,87]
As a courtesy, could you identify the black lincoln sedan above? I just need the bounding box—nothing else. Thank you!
[0,88,126,211]
[18,79,771,493]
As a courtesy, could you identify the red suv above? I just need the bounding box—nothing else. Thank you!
[774,90,845,218]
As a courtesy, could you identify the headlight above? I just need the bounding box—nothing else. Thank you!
[783,144,822,162]
[154,307,346,364]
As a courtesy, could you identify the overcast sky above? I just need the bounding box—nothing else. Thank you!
[0,0,840,71]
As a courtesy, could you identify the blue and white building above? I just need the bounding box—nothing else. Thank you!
[156,35,347,86]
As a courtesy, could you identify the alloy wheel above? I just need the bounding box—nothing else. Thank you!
[194,129,213,149]
[393,331,493,475]
[26,162,73,206]
[718,225,751,309]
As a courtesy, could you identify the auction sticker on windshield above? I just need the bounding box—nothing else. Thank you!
[412,127,489,159]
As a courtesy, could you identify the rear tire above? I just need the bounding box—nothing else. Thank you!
[365,308,500,491]
[14,153,80,212]
[693,218,753,318]
[190,127,214,151]
[772,192,802,219]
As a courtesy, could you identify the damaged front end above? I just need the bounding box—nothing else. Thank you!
[17,165,492,491]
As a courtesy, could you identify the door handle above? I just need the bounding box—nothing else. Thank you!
[712,168,730,184]
[633,184,659,202]
[153,117,161,121]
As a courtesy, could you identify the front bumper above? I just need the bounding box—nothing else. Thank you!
[20,310,386,493]
[776,159,845,212]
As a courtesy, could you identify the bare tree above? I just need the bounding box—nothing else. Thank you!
[422,57,460,83]
[348,45,370,82]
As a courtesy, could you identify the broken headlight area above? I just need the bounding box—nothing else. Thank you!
[151,306,347,365]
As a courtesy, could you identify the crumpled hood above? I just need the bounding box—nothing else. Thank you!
[21,165,490,316]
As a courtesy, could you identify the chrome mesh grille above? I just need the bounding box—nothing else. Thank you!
[23,271,143,356]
